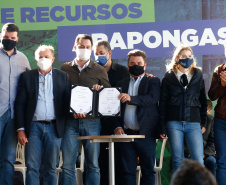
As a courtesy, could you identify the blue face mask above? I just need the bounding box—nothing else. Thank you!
[178,58,193,69]
[96,55,108,66]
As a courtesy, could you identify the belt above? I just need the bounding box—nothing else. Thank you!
[34,120,56,124]
[125,129,139,135]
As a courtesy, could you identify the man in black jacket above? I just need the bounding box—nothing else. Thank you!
[94,40,130,185]
[14,45,70,185]
[114,49,160,185]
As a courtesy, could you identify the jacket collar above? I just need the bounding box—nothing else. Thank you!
[166,68,202,86]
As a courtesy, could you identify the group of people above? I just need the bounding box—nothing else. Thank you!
[0,22,226,185]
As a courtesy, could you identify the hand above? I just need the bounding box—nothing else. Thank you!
[18,130,28,146]
[146,73,155,77]
[160,134,168,139]
[74,113,86,118]
[92,84,103,91]
[220,71,226,86]
[118,93,131,103]
[201,127,206,134]
[114,128,125,135]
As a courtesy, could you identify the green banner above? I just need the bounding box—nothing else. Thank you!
[0,0,155,31]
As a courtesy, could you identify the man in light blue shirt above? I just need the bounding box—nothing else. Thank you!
[14,45,70,185]
[114,49,160,185]
[0,23,30,185]
[123,73,145,131]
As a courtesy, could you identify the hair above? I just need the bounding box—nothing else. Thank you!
[127,49,147,63]
[95,40,111,52]
[170,159,217,185]
[166,43,200,75]
[207,99,213,111]
[1,23,19,36]
[75,34,93,46]
[35,45,54,60]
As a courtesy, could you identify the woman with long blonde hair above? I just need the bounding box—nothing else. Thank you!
[159,44,207,172]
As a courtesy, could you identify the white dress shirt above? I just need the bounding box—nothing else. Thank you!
[176,69,193,88]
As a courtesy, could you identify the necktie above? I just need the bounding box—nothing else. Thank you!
[180,74,188,87]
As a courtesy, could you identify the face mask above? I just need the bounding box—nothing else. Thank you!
[37,58,52,71]
[76,49,92,61]
[129,65,145,76]
[96,55,108,66]
[2,39,17,51]
[178,58,193,69]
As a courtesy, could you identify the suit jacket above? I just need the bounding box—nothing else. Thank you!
[14,68,71,138]
[114,75,161,138]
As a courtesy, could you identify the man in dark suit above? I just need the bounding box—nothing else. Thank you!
[14,45,70,185]
[114,49,160,185]
[94,40,130,185]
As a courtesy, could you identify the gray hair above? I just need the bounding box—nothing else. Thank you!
[35,45,54,60]
[95,40,111,52]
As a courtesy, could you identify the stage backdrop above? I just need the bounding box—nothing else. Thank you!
[1,0,226,184]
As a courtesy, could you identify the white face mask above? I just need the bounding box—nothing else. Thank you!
[76,49,92,61]
[37,58,52,71]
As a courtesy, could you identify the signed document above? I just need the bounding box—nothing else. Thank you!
[70,86,93,115]
[70,86,121,117]
[98,88,120,116]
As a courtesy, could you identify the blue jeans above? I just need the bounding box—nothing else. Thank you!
[61,118,101,185]
[25,121,61,185]
[0,109,17,185]
[204,155,216,177]
[166,121,204,172]
[119,137,156,185]
[214,118,226,185]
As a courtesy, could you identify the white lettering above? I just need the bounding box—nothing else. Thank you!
[162,30,180,48]
[92,33,108,48]
[127,32,143,49]
[199,28,218,46]
[110,32,127,50]
[181,29,198,47]
[218,27,226,45]
[143,31,162,48]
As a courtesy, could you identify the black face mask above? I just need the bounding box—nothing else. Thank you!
[129,65,145,76]
[2,39,17,51]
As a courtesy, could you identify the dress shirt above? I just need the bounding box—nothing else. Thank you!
[124,74,145,130]
[0,48,30,118]
[176,69,193,88]
[72,59,90,72]
[33,69,55,121]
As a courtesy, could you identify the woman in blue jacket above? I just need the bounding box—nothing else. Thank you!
[159,44,207,172]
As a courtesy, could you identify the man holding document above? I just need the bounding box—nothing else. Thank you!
[114,49,161,185]
[60,34,111,185]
